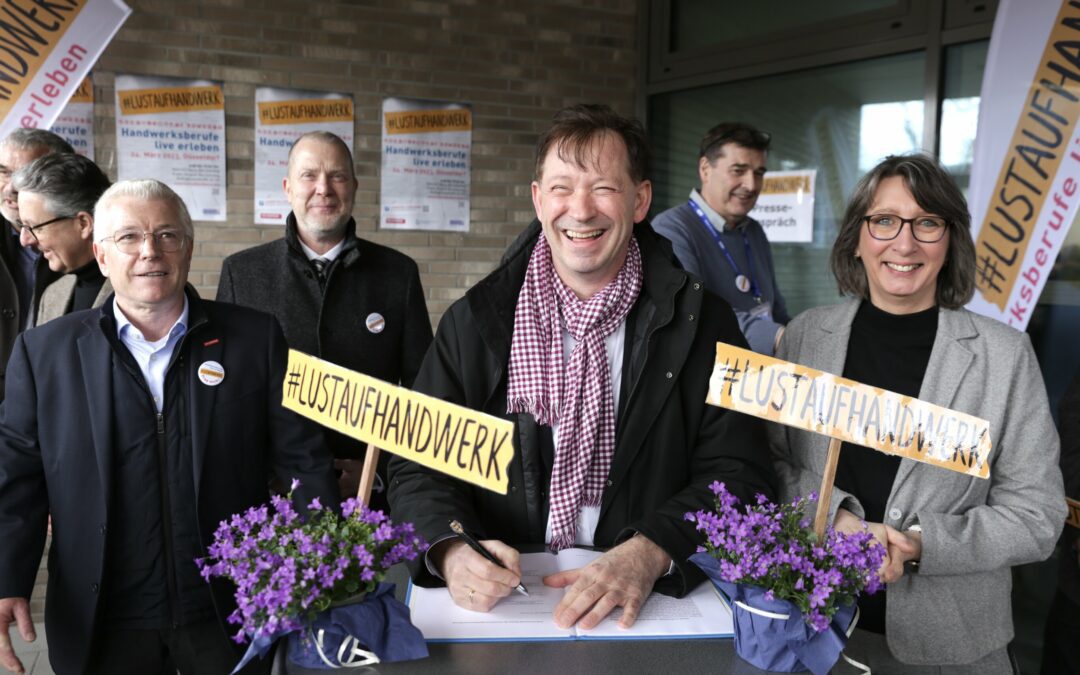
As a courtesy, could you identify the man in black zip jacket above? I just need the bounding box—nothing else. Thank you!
[0,180,337,675]
[388,105,776,631]
[218,131,432,510]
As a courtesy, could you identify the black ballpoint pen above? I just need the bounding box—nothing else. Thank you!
[449,519,530,596]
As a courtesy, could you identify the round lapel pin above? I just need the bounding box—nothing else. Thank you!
[198,360,225,386]
[365,312,385,334]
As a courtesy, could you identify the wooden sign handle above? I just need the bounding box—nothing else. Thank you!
[813,437,843,540]
[356,442,381,507]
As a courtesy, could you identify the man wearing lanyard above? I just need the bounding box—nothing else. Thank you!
[652,122,789,355]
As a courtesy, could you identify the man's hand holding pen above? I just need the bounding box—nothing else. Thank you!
[432,537,524,613]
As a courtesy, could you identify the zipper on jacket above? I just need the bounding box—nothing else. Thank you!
[155,411,182,627]
[119,350,185,628]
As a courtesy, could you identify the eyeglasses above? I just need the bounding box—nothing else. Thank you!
[20,215,75,242]
[862,213,949,243]
[100,229,188,255]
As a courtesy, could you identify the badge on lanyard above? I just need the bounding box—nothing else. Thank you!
[688,200,762,302]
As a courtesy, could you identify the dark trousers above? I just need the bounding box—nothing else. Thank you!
[85,619,271,675]
[1041,590,1080,675]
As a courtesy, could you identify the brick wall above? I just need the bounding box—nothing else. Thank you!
[28,0,639,624]
[90,0,640,324]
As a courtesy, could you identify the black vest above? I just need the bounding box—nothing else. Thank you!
[99,318,216,629]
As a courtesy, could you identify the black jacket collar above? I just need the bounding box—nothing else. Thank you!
[283,212,363,266]
[95,284,209,339]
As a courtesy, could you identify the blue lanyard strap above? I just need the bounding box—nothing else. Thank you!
[687,199,761,300]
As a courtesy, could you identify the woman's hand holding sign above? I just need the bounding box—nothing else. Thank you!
[882,527,922,583]
[835,508,893,580]
[834,508,922,583]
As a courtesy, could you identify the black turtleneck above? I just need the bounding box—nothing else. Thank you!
[836,300,938,634]
[71,259,106,313]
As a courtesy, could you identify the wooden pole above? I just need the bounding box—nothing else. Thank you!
[813,437,843,540]
[356,442,381,507]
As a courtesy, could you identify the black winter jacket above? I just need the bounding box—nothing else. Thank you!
[388,219,777,596]
[217,215,433,511]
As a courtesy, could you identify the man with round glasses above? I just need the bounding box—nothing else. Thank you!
[0,180,337,674]
[12,153,112,326]
[652,121,790,355]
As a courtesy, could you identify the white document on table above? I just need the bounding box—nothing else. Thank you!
[406,548,734,641]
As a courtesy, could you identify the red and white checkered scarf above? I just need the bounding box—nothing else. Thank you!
[506,234,642,551]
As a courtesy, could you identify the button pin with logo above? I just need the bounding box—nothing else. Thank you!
[198,360,225,386]
[365,313,385,334]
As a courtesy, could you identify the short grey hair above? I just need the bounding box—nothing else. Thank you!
[287,131,355,179]
[12,153,110,218]
[831,153,976,309]
[1,128,74,156]
[94,180,194,243]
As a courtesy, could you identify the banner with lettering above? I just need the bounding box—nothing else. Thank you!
[967,0,1080,330]
[380,97,471,231]
[115,75,226,221]
[283,350,515,494]
[707,343,993,478]
[254,87,354,224]
[51,75,93,159]
[748,169,816,243]
[0,0,129,139]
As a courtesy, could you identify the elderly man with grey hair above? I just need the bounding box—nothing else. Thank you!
[0,129,73,399]
[0,179,337,675]
[11,152,112,325]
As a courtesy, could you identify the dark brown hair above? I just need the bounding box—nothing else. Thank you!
[534,104,651,183]
[831,154,976,309]
[699,122,771,163]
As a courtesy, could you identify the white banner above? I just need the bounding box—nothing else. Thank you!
[254,87,354,224]
[380,97,471,231]
[115,75,227,222]
[0,0,129,138]
[967,0,1080,329]
[749,169,815,243]
[51,76,94,160]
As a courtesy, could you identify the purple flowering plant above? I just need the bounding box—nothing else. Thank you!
[196,479,428,644]
[686,482,886,633]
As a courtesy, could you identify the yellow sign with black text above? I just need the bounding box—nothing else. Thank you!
[282,350,514,494]
[972,0,1080,313]
[707,343,993,478]
[258,98,353,125]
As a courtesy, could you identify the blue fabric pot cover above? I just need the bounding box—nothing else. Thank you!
[690,552,856,675]
[231,582,428,672]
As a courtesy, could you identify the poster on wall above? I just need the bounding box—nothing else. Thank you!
[0,0,130,138]
[254,88,354,224]
[380,97,471,231]
[115,75,227,222]
[967,0,1080,330]
[51,77,94,160]
[748,169,815,243]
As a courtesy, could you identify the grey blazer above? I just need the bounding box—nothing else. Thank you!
[770,298,1066,665]
[34,275,112,327]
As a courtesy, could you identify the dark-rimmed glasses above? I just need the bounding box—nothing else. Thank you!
[20,215,75,242]
[862,213,948,243]
[100,229,188,255]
